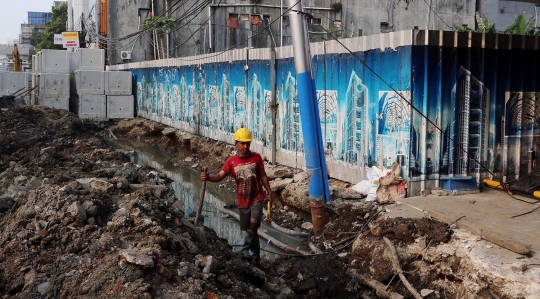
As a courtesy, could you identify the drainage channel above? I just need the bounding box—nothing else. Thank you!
[106,138,307,261]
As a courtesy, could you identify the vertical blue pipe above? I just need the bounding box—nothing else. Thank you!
[288,0,329,234]
[311,80,331,203]
[296,73,325,201]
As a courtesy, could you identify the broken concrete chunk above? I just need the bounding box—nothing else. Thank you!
[201,255,218,274]
[161,127,177,136]
[37,281,52,295]
[40,147,56,155]
[265,166,295,180]
[25,177,43,189]
[14,176,28,186]
[6,185,28,198]
[421,289,434,297]
[83,200,99,217]
[333,187,366,199]
[120,249,155,268]
[511,263,528,273]
[301,222,313,230]
[270,178,293,192]
[89,179,114,193]
[67,201,87,221]
[293,172,306,183]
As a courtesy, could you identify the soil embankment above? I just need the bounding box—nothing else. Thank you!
[0,106,524,298]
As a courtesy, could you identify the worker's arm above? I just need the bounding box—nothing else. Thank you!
[259,168,272,203]
[201,169,227,182]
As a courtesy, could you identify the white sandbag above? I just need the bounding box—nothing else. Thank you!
[352,180,371,195]
[366,166,383,201]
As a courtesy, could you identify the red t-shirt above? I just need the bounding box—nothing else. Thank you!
[222,152,265,208]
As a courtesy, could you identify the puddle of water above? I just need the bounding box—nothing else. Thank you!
[106,138,306,260]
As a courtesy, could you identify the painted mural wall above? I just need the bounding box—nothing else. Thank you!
[118,31,540,195]
[130,42,413,182]
[410,32,540,191]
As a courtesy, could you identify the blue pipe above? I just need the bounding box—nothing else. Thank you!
[311,79,331,203]
[296,72,325,201]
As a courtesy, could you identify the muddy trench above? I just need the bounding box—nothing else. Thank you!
[0,106,509,299]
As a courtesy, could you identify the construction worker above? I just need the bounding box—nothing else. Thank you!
[200,127,272,263]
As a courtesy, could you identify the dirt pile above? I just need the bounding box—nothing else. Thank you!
[0,108,516,299]
[109,118,515,299]
[0,107,283,298]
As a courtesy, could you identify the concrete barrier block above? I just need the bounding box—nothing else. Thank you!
[105,71,132,95]
[77,94,107,118]
[75,70,105,95]
[107,95,134,119]
[37,97,69,110]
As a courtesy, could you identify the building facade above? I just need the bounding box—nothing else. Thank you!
[104,0,538,64]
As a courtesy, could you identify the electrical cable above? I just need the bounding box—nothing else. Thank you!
[420,0,540,207]
[314,22,498,182]
[241,209,384,258]
[165,0,302,62]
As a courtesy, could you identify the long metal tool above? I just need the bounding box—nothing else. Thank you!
[194,167,208,226]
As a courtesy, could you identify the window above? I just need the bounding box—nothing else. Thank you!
[228,14,239,29]
[308,17,322,25]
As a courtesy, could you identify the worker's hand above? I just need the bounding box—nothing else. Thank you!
[266,193,272,204]
[200,171,208,181]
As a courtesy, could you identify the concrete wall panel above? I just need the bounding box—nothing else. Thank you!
[77,94,107,118]
[0,71,29,96]
[41,50,69,74]
[107,95,134,119]
[105,71,132,95]
[75,70,105,95]
[69,52,79,73]
[79,49,105,71]
[38,73,70,98]
[37,97,69,110]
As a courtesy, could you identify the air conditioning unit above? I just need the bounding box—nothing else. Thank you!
[121,51,132,60]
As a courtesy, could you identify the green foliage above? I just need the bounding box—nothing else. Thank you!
[140,16,178,33]
[29,29,44,47]
[31,2,67,57]
[455,13,539,36]
[475,12,497,33]
[500,14,540,35]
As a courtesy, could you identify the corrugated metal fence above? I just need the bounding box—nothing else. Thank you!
[108,30,540,196]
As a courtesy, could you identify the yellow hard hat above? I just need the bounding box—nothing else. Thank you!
[234,128,252,142]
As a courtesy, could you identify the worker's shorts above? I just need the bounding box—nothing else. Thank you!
[239,201,263,231]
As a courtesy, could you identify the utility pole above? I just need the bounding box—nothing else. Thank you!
[287,0,330,236]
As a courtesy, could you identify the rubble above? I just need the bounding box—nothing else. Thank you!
[0,108,529,299]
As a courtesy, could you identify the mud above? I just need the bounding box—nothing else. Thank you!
[0,107,511,298]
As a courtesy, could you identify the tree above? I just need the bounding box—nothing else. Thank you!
[29,2,68,58]
[29,29,44,47]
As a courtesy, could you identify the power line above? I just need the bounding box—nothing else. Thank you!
[315,23,497,180]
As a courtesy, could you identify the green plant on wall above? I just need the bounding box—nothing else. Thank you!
[500,14,539,35]
[454,13,540,36]
[310,29,345,42]
[140,16,178,33]
[453,12,497,33]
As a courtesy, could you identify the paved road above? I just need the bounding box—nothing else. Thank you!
[386,188,540,256]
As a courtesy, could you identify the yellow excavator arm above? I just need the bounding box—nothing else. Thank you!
[13,44,22,72]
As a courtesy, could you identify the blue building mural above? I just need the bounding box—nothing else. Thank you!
[124,30,540,194]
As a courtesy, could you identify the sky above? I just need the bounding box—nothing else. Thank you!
[0,0,58,44]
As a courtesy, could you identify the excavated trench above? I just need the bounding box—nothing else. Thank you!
[1,107,535,298]
[105,138,306,261]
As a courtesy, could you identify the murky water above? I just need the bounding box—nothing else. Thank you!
[106,138,306,260]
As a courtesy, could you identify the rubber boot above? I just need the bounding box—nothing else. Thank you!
[240,230,253,260]
[250,234,261,264]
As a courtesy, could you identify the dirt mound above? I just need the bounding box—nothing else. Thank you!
[0,109,510,299]
[0,107,283,298]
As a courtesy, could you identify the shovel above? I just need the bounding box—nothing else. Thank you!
[194,167,207,226]
[267,201,272,224]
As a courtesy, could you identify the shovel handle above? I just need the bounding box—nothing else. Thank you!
[194,167,207,226]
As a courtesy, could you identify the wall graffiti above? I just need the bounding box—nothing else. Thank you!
[129,34,540,188]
